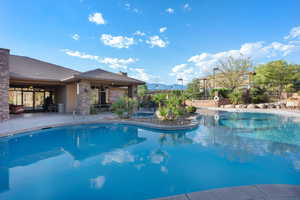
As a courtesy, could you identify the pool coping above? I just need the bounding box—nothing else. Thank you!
[0,118,199,138]
[198,107,300,118]
[151,184,300,200]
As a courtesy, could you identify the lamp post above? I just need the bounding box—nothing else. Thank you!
[177,78,184,91]
[213,67,219,89]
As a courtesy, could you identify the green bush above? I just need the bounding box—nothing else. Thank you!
[111,96,138,118]
[249,87,269,104]
[186,106,197,113]
[154,93,185,121]
[229,89,244,104]
[211,88,232,98]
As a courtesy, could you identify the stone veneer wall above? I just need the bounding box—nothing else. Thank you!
[0,48,10,122]
[128,85,138,98]
[185,99,230,108]
[76,80,91,115]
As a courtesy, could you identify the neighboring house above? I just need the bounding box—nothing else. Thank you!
[199,71,255,92]
[0,48,145,121]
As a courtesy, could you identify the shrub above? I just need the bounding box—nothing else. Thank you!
[186,106,197,113]
[229,89,244,104]
[154,93,185,121]
[211,88,232,98]
[249,87,269,104]
[111,96,138,118]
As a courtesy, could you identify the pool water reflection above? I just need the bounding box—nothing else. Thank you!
[0,111,300,200]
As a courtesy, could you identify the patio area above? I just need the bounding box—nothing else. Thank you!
[0,112,117,137]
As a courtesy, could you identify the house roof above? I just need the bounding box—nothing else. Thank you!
[9,55,80,81]
[66,69,145,84]
[9,55,145,85]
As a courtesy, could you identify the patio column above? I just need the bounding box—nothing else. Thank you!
[76,80,91,115]
[128,85,137,98]
[0,48,10,122]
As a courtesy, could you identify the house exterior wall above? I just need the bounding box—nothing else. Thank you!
[108,87,127,103]
[128,85,137,98]
[66,83,76,113]
[77,81,91,115]
[0,48,10,121]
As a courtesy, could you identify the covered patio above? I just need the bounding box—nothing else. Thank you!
[0,49,144,120]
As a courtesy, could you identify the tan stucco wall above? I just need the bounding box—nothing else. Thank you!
[66,83,76,113]
[108,87,127,103]
[56,86,66,104]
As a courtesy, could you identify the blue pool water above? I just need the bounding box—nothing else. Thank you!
[0,111,300,200]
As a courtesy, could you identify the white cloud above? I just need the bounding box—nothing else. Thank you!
[165,8,174,14]
[72,34,80,41]
[159,27,167,33]
[133,30,146,36]
[62,49,137,69]
[172,64,187,73]
[102,150,134,165]
[183,3,191,11]
[99,57,137,70]
[125,3,140,13]
[284,26,300,40]
[62,49,99,60]
[170,39,300,83]
[146,35,168,48]
[88,12,106,25]
[101,34,135,48]
[90,176,105,189]
[129,68,151,82]
[170,64,196,84]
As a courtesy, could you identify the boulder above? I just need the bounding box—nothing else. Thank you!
[247,104,258,109]
[257,104,267,109]
[224,104,235,108]
[276,105,281,109]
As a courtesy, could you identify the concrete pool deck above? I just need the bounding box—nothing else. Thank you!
[0,113,199,137]
[152,184,300,200]
[199,107,300,119]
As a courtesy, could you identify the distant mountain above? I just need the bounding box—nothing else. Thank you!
[147,83,186,91]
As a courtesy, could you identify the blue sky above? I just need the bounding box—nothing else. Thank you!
[1,0,300,84]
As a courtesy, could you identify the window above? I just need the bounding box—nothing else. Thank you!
[90,88,100,104]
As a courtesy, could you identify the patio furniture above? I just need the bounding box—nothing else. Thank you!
[9,104,25,114]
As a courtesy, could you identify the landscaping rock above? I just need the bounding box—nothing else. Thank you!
[257,104,267,109]
[276,105,281,109]
[224,104,235,108]
[247,104,258,109]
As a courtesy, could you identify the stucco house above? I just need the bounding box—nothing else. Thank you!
[0,48,145,121]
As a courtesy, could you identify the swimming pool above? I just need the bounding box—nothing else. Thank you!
[0,111,300,200]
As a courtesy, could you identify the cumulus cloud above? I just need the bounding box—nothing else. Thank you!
[101,34,135,48]
[102,150,134,165]
[146,35,168,48]
[183,3,191,11]
[90,176,105,189]
[170,39,300,83]
[72,34,80,41]
[133,30,146,36]
[129,68,151,82]
[88,12,106,25]
[159,27,167,33]
[284,26,300,40]
[99,57,137,70]
[125,3,140,13]
[62,49,137,69]
[170,64,196,84]
[62,49,99,60]
[165,8,174,14]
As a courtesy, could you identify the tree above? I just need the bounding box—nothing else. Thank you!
[184,78,202,99]
[253,60,300,97]
[215,56,253,90]
[137,84,148,97]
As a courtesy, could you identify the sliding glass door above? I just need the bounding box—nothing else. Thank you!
[23,92,34,111]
